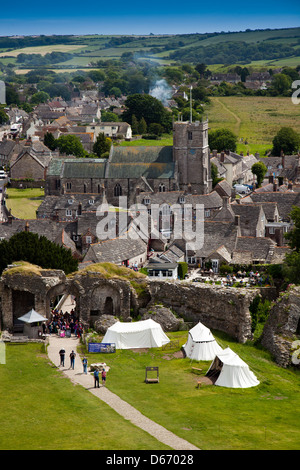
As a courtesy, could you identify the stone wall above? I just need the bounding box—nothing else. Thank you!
[261,286,300,367]
[148,279,259,343]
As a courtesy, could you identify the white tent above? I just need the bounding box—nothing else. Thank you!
[206,347,260,388]
[102,319,170,349]
[183,321,223,361]
[18,309,48,324]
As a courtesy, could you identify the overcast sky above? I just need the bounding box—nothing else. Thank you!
[0,0,299,36]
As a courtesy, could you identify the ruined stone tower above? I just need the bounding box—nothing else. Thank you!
[173,119,212,194]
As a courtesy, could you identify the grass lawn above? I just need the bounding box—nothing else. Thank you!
[5,187,44,219]
[119,135,173,147]
[0,330,299,450]
[80,330,300,450]
[0,342,170,450]
[205,96,300,155]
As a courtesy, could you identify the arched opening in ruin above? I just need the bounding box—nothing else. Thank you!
[89,283,121,327]
[12,290,35,334]
[104,296,114,315]
[45,283,80,335]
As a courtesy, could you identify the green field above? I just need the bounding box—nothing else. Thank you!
[205,96,300,155]
[0,329,299,450]
[6,187,44,219]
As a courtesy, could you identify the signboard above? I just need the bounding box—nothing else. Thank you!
[88,343,116,353]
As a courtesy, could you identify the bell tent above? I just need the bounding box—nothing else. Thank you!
[183,321,223,361]
[206,347,260,388]
[102,319,170,349]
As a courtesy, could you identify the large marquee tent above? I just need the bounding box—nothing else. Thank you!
[183,321,223,361]
[102,319,170,349]
[205,347,260,388]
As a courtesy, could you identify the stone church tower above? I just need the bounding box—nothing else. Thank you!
[173,119,212,194]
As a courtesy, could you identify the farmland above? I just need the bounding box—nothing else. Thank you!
[205,96,300,155]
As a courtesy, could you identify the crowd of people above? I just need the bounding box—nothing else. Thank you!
[43,307,84,338]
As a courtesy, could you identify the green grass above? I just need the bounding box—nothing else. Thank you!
[205,96,300,154]
[0,343,170,450]
[6,187,44,219]
[0,330,299,449]
[81,330,300,450]
[119,135,173,147]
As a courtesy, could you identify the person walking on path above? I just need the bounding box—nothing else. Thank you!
[102,368,107,387]
[59,347,66,367]
[82,356,88,374]
[94,369,100,388]
[70,350,76,370]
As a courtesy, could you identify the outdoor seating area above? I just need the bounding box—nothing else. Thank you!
[190,268,271,288]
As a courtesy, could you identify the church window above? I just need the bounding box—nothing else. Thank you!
[114,183,122,197]
[188,131,193,140]
[159,183,165,192]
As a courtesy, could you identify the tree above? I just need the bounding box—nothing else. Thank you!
[251,161,267,188]
[211,162,223,188]
[56,135,86,158]
[0,108,9,125]
[44,132,57,151]
[272,127,300,156]
[30,91,50,105]
[122,94,171,132]
[208,128,237,152]
[138,117,147,135]
[271,73,292,95]
[0,231,78,276]
[131,115,139,135]
[93,133,111,158]
[148,123,164,136]
[282,206,300,285]
[285,206,300,252]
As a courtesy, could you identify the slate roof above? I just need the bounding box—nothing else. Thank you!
[0,219,76,244]
[241,191,300,221]
[233,237,276,263]
[61,159,107,179]
[107,146,174,179]
[84,227,147,264]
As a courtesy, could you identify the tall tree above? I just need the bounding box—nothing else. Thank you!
[56,135,86,158]
[44,132,57,151]
[93,133,111,158]
[251,161,267,188]
[208,128,237,152]
[272,127,300,156]
[0,232,78,275]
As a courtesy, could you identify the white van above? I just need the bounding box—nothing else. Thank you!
[0,170,6,180]
[234,184,250,195]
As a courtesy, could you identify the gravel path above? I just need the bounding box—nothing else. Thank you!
[47,335,200,451]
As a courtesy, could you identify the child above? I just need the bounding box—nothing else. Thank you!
[102,368,107,387]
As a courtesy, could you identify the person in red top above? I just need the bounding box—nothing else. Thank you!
[102,368,107,386]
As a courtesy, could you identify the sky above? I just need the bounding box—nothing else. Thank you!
[0,0,299,36]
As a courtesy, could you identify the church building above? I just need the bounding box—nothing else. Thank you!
[45,119,212,206]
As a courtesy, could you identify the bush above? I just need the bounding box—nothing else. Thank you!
[178,262,188,279]
[219,264,233,275]
[141,134,159,140]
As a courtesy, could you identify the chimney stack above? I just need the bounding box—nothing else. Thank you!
[24,221,29,232]
[220,151,225,163]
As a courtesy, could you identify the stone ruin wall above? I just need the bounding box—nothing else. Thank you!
[148,280,259,343]
[1,267,299,367]
[261,286,300,368]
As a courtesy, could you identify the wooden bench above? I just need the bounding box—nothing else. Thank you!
[196,381,202,389]
[192,367,202,373]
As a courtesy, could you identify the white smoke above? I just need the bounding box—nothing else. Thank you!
[149,79,172,106]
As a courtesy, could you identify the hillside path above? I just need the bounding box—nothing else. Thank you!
[47,334,200,451]
[214,97,241,136]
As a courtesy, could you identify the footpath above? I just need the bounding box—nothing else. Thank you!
[47,334,199,451]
